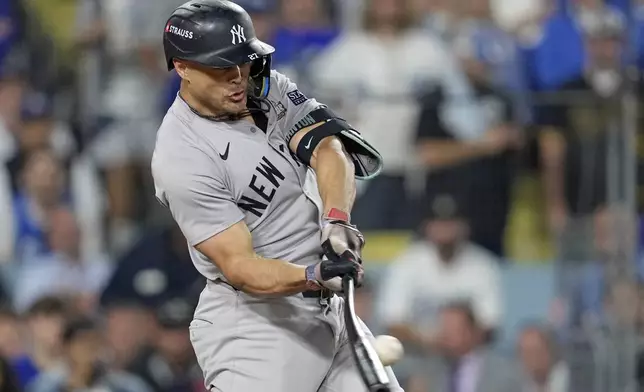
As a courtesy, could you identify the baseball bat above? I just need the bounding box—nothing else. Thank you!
[342,275,391,392]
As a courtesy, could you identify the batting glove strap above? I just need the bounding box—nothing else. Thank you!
[323,208,350,223]
[304,264,322,290]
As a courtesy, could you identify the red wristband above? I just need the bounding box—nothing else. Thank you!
[324,208,350,222]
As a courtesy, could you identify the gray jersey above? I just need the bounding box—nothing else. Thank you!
[152,71,325,282]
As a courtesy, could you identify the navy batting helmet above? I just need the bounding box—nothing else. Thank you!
[163,0,275,98]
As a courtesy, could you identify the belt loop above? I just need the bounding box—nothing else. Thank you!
[318,288,333,308]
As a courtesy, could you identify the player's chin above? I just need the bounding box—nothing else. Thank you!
[224,96,247,113]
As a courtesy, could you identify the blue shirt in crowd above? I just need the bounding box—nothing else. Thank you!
[0,0,20,72]
[13,193,51,263]
[571,252,644,328]
[523,11,586,90]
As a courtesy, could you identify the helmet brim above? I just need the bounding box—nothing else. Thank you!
[169,38,275,70]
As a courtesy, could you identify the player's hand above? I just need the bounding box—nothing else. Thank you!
[320,220,365,265]
[307,255,364,292]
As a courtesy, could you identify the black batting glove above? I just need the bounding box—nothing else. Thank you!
[306,255,364,292]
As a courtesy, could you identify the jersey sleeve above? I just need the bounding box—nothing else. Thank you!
[152,147,245,247]
[271,71,324,144]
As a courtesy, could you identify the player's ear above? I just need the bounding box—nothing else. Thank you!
[175,60,190,82]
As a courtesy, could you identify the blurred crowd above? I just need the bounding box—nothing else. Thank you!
[0,0,643,390]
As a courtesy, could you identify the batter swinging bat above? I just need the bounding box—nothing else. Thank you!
[342,275,392,392]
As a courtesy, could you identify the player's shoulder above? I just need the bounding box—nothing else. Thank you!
[267,70,313,107]
[268,70,292,95]
[152,102,224,183]
[156,98,200,150]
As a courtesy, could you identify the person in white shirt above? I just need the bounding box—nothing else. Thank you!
[377,193,503,353]
[310,0,479,230]
[517,323,570,392]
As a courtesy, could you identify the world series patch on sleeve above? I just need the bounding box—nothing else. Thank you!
[287,90,308,106]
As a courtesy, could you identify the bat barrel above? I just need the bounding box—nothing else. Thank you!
[342,275,392,392]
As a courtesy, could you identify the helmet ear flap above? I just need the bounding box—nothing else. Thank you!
[250,55,272,98]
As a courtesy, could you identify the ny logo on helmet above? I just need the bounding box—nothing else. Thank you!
[231,25,246,45]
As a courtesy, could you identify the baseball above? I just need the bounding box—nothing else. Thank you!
[373,335,404,366]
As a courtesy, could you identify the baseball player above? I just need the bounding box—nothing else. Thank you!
[151,1,403,391]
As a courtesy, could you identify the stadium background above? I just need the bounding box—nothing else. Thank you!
[0,0,642,391]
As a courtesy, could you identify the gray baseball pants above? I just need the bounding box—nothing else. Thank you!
[190,279,404,392]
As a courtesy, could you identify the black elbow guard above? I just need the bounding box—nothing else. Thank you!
[289,107,383,180]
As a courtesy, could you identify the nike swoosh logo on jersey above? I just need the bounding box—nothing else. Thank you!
[219,143,230,160]
[305,137,313,149]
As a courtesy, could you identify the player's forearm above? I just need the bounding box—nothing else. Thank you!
[312,137,356,215]
[223,255,309,296]
[418,140,488,169]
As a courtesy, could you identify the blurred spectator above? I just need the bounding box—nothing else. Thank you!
[489,0,547,34]
[233,0,277,42]
[0,278,5,302]
[27,316,152,392]
[86,0,182,254]
[417,0,460,41]
[633,0,644,69]
[377,194,503,355]
[311,0,478,230]
[5,90,76,177]
[0,62,27,262]
[537,11,634,259]
[428,302,522,392]
[592,279,641,392]
[401,374,430,392]
[416,32,522,256]
[0,53,27,163]
[9,149,64,264]
[128,298,205,392]
[0,356,21,392]
[0,90,105,263]
[603,279,640,330]
[525,0,625,90]
[452,0,531,123]
[354,276,376,326]
[271,0,339,89]
[517,323,570,392]
[104,301,156,371]
[22,0,85,84]
[100,224,203,310]
[12,208,112,313]
[0,0,23,72]
[565,205,641,328]
[12,297,70,388]
[0,306,23,360]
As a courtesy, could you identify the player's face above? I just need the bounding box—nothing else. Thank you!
[185,62,251,115]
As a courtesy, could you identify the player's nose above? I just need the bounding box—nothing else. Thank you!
[230,65,243,83]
